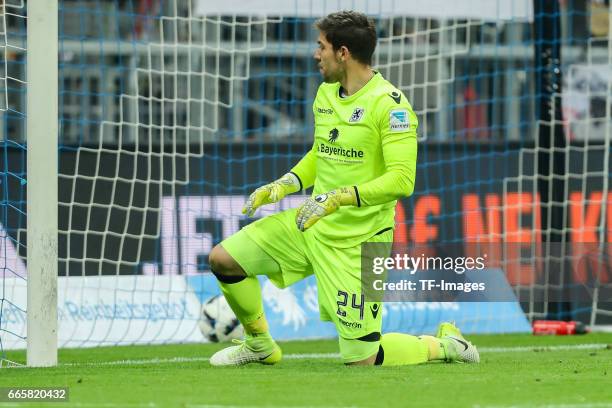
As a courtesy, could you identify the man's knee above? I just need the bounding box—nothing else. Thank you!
[339,335,381,366]
[345,353,377,366]
[209,244,247,281]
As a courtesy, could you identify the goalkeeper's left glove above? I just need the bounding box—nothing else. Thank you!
[295,187,358,231]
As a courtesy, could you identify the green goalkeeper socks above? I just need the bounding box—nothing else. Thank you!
[379,333,447,366]
[218,276,271,338]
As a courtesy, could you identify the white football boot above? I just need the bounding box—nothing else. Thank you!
[437,321,480,363]
[209,338,282,367]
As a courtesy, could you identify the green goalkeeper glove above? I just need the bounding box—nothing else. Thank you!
[242,172,301,216]
[295,187,357,231]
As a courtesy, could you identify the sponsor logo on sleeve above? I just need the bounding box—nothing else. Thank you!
[389,109,410,131]
[317,107,334,115]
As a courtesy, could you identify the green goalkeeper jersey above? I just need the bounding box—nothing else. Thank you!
[291,72,418,247]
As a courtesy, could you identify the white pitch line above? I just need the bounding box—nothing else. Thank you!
[56,343,610,368]
[63,356,211,367]
[187,405,359,408]
[475,403,612,408]
[0,404,158,408]
[479,343,610,353]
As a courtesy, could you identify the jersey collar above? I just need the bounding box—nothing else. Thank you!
[336,71,382,103]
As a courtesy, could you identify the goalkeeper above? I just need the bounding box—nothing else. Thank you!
[208,10,479,366]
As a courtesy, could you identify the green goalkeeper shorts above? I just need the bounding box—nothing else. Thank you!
[221,208,393,363]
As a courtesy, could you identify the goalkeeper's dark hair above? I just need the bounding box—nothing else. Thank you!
[315,11,377,65]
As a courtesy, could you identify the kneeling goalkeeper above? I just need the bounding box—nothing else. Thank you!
[208,10,479,366]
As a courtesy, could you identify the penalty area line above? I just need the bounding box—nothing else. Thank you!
[59,343,610,368]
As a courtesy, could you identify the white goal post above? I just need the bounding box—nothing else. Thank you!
[26,0,58,367]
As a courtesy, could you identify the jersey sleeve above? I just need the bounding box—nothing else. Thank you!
[289,85,326,191]
[290,144,317,191]
[355,92,418,206]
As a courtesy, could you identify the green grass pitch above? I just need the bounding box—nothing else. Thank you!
[1,333,611,408]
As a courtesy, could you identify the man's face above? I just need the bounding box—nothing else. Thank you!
[314,32,344,83]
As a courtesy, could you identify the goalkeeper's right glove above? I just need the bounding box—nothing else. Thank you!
[242,172,301,217]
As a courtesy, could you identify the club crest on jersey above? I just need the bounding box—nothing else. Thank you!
[349,107,365,123]
[389,109,410,131]
[328,128,339,143]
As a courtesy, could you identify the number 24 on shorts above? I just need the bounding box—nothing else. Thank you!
[336,290,365,320]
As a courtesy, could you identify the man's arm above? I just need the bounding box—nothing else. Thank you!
[290,144,317,191]
[356,98,418,205]
[354,134,417,206]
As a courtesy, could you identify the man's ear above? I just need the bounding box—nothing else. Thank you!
[338,45,350,61]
